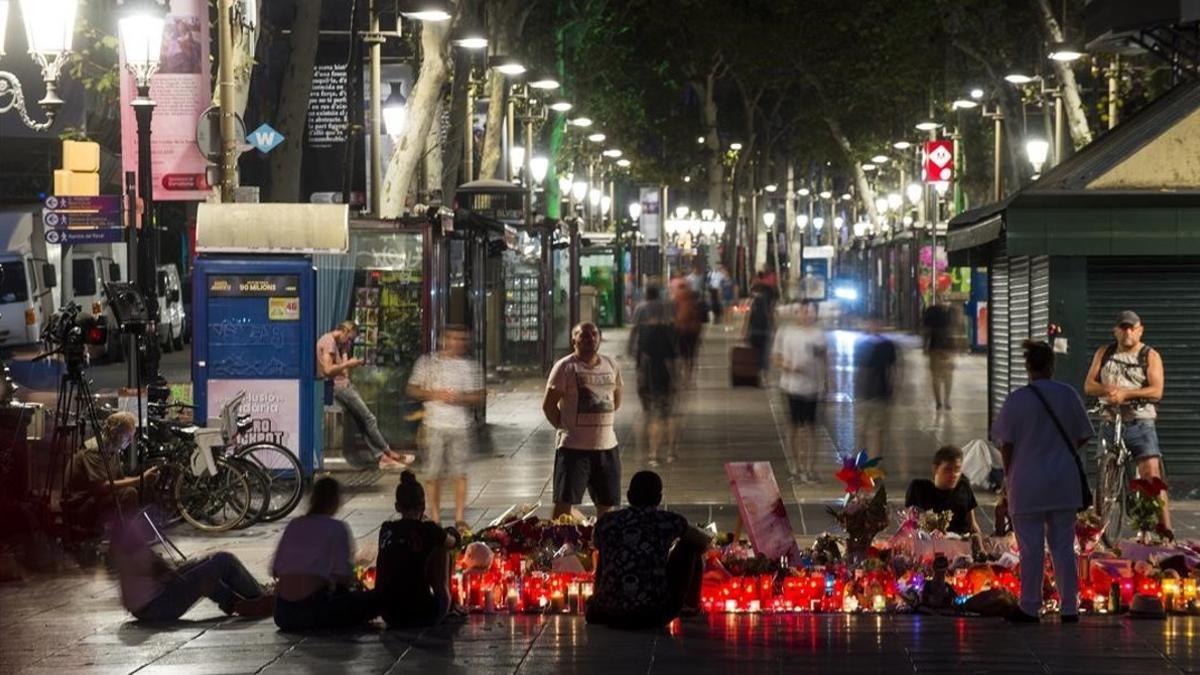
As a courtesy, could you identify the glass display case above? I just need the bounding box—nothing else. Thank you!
[346,230,426,449]
[580,249,617,327]
[499,230,543,372]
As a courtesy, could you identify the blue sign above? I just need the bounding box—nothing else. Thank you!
[44,195,121,213]
[45,228,124,245]
[43,211,122,228]
[246,123,284,153]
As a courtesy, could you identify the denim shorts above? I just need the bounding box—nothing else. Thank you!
[1103,419,1162,461]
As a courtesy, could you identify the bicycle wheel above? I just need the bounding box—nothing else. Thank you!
[235,442,304,522]
[174,457,252,532]
[226,456,271,528]
[1098,455,1127,550]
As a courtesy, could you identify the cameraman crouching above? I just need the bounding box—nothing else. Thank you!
[64,412,158,539]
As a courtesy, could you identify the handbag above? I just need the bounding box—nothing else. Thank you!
[1026,383,1094,512]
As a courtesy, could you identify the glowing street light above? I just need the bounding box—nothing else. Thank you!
[558,173,573,195]
[907,183,924,205]
[509,145,525,179]
[571,180,588,202]
[729,142,743,151]
[400,0,453,21]
[549,100,573,112]
[568,116,593,127]
[796,214,809,229]
[813,216,825,230]
[382,82,408,137]
[588,187,602,207]
[798,188,810,197]
[1004,73,1035,85]
[529,156,549,185]
[587,132,606,143]
[893,140,912,150]
[628,202,643,221]
[819,190,832,200]
[887,193,903,211]
[915,121,942,132]
[1026,138,1050,175]
[615,158,631,168]
[761,211,776,228]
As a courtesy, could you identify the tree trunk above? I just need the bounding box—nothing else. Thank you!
[477,0,525,179]
[267,0,321,202]
[424,100,446,199]
[1035,0,1093,149]
[694,60,724,214]
[380,20,453,218]
[823,115,877,224]
[442,47,471,205]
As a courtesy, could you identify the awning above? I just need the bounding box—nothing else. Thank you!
[946,215,1004,252]
[196,203,349,253]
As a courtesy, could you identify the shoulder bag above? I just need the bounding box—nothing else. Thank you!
[1026,383,1094,512]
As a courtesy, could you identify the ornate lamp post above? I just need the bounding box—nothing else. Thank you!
[118,0,166,385]
[0,0,77,130]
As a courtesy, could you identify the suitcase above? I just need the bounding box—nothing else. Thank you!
[730,344,761,387]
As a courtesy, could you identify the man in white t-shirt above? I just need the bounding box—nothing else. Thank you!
[407,325,484,527]
[773,302,828,484]
[542,322,624,518]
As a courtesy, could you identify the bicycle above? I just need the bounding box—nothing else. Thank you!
[1090,402,1134,549]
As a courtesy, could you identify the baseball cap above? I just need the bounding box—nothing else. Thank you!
[1115,310,1141,327]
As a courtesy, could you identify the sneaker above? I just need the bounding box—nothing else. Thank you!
[384,450,416,465]
[378,455,407,471]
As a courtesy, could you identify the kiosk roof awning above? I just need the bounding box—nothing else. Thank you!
[197,203,349,254]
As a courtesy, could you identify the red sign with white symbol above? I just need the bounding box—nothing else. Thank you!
[924,140,954,182]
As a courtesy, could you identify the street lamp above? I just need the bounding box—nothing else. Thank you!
[813,216,825,231]
[1004,72,1035,85]
[762,211,776,228]
[870,155,889,164]
[834,216,844,230]
[796,214,809,230]
[549,99,573,112]
[915,120,942,132]
[489,54,526,76]
[887,193,903,211]
[628,202,642,221]
[893,140,912,150]
[382,81,407,137]
[529,155,549,185]
[588,187,602,208]
[568,116,593,127]
[529,74,560,90]
[602,148,622,158]
[571,180,588,202]
[1048,43,1084,62]
[951,99,979,110]
[615,158,631,168]
[118,0,167,385]
[906,183,923,206]
[819,190,832,200]
[509,145,526,180]
[729,142,743,151]
[970,88,985,99]
[798,187,810,197]
[1026,138,1050,176]
[399,0,452,21]
[0,0,78,130]
[558,173,573,195]
[600,195,611,216]
[874,197,889,215]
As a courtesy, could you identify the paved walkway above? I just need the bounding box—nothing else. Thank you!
[4,323,1200,673]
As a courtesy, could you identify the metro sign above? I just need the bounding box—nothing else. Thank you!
[924,140,954,182]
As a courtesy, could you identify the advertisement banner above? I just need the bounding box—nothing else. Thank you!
[207,379,300,461]
[119,0,211,201]
[638,187,660,244]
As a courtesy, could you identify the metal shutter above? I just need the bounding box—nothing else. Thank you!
[1009,256,1031,390]
[990,251,1009,420]
[1087,258,1200,480]
[1031,256,1050,337]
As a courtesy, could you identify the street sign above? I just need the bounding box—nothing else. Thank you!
[246,123,284,153]
[924,140,954,182]
[195,105,248,163]
[45,228,124,245]
[43,195,121,213]
[42,211,122,229]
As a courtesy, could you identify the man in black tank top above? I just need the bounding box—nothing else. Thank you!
[1084,310,1169,533]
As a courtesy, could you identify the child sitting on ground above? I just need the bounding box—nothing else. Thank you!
[905,445,984,549]
[374,471,463,627]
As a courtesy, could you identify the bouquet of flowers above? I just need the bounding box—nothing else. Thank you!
[1075,509,1103,554]
[918,509,954,535]
[829,452,889,559]
[1128,477,1171,543]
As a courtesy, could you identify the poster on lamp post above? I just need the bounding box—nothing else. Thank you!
[638,187,660,244]
[119,0,211,201]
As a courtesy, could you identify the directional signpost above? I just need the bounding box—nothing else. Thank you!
[43,194,125,245]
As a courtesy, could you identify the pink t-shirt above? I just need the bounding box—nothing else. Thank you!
[317,332,349,389]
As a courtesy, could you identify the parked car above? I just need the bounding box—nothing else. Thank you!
[156,264,186,352]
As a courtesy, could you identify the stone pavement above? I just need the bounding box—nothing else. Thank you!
[5,322,1200,673]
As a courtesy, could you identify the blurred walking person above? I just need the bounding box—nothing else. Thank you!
[992,341,1092,623]
[635,298,678,468]
[923,300,956,410]
[854,318,897,459]
[627,283,672,358]
[773,302,828,483]
[406,325,484,529]
[744,284,775,376]
[674,286,703,388]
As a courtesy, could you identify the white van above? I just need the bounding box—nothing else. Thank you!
[156,264,186,352]
[0,211,56,351]
[69,247,125,361]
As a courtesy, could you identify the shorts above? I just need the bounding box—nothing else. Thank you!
[1103,419,1162,461]
[785,394,818,426]
[423,426,471,478]
[553,447,621,507]
[639,389,673,419]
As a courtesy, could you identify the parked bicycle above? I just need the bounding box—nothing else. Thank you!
[141,392,305,531]
[1090,402,1133,549]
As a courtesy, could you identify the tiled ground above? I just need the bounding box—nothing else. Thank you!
[4,324,1200,673]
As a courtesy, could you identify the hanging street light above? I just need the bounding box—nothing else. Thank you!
[382,81,408,137]
[915,120,942,132]
[600,195,611,216]
[970,88,985,99]
[887,193,903,211]
[870,155,889,164]
[549,99,573,112]
[729,142,743,151]
[529,74,560,90]
[893,140,913,150]
[588,187,602,207]
[602,148,622,158]
[615,158,631,168]
[568,116,593,127]
[952,99,979,110]
[813,216,825,230]
[399,0,452,22]
[841,193,853,201]
[906,183,924,206]
[1048,43,1084,62]
[586,132,606,142]
[798,188,810,197]
[489,54,527,76]
[761,211,776,228]
[558,173,573,195]
[819,190,832,200]
[509,145,526,180]
[1004,72,1035,85]
[571,180,589,202]
[0,0,79,130]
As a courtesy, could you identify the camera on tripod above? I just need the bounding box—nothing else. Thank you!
[41,303,108,371]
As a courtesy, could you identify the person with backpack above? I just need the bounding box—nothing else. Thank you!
[1084,311,1169,532]
[993,341,1093,624]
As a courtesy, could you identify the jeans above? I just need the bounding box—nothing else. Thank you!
[274,588,380,632]
[133,552,264,622]
[1012,509,1078,616]
[335,383,389,460]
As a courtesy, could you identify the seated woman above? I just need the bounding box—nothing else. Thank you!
[272,477,379,631]
[111,514,273,622]
[905,445,984,546]
[375,471,460,628]
[587,471,711,629]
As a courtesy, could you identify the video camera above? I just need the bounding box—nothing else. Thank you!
[40,303,108,371]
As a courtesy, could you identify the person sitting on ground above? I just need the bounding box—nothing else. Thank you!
[905,445,984,548]
[375,471,463,628]
[110,513,273,622]
[64,412,159,538]
[272,477,379,631]
[587,471,711,629]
